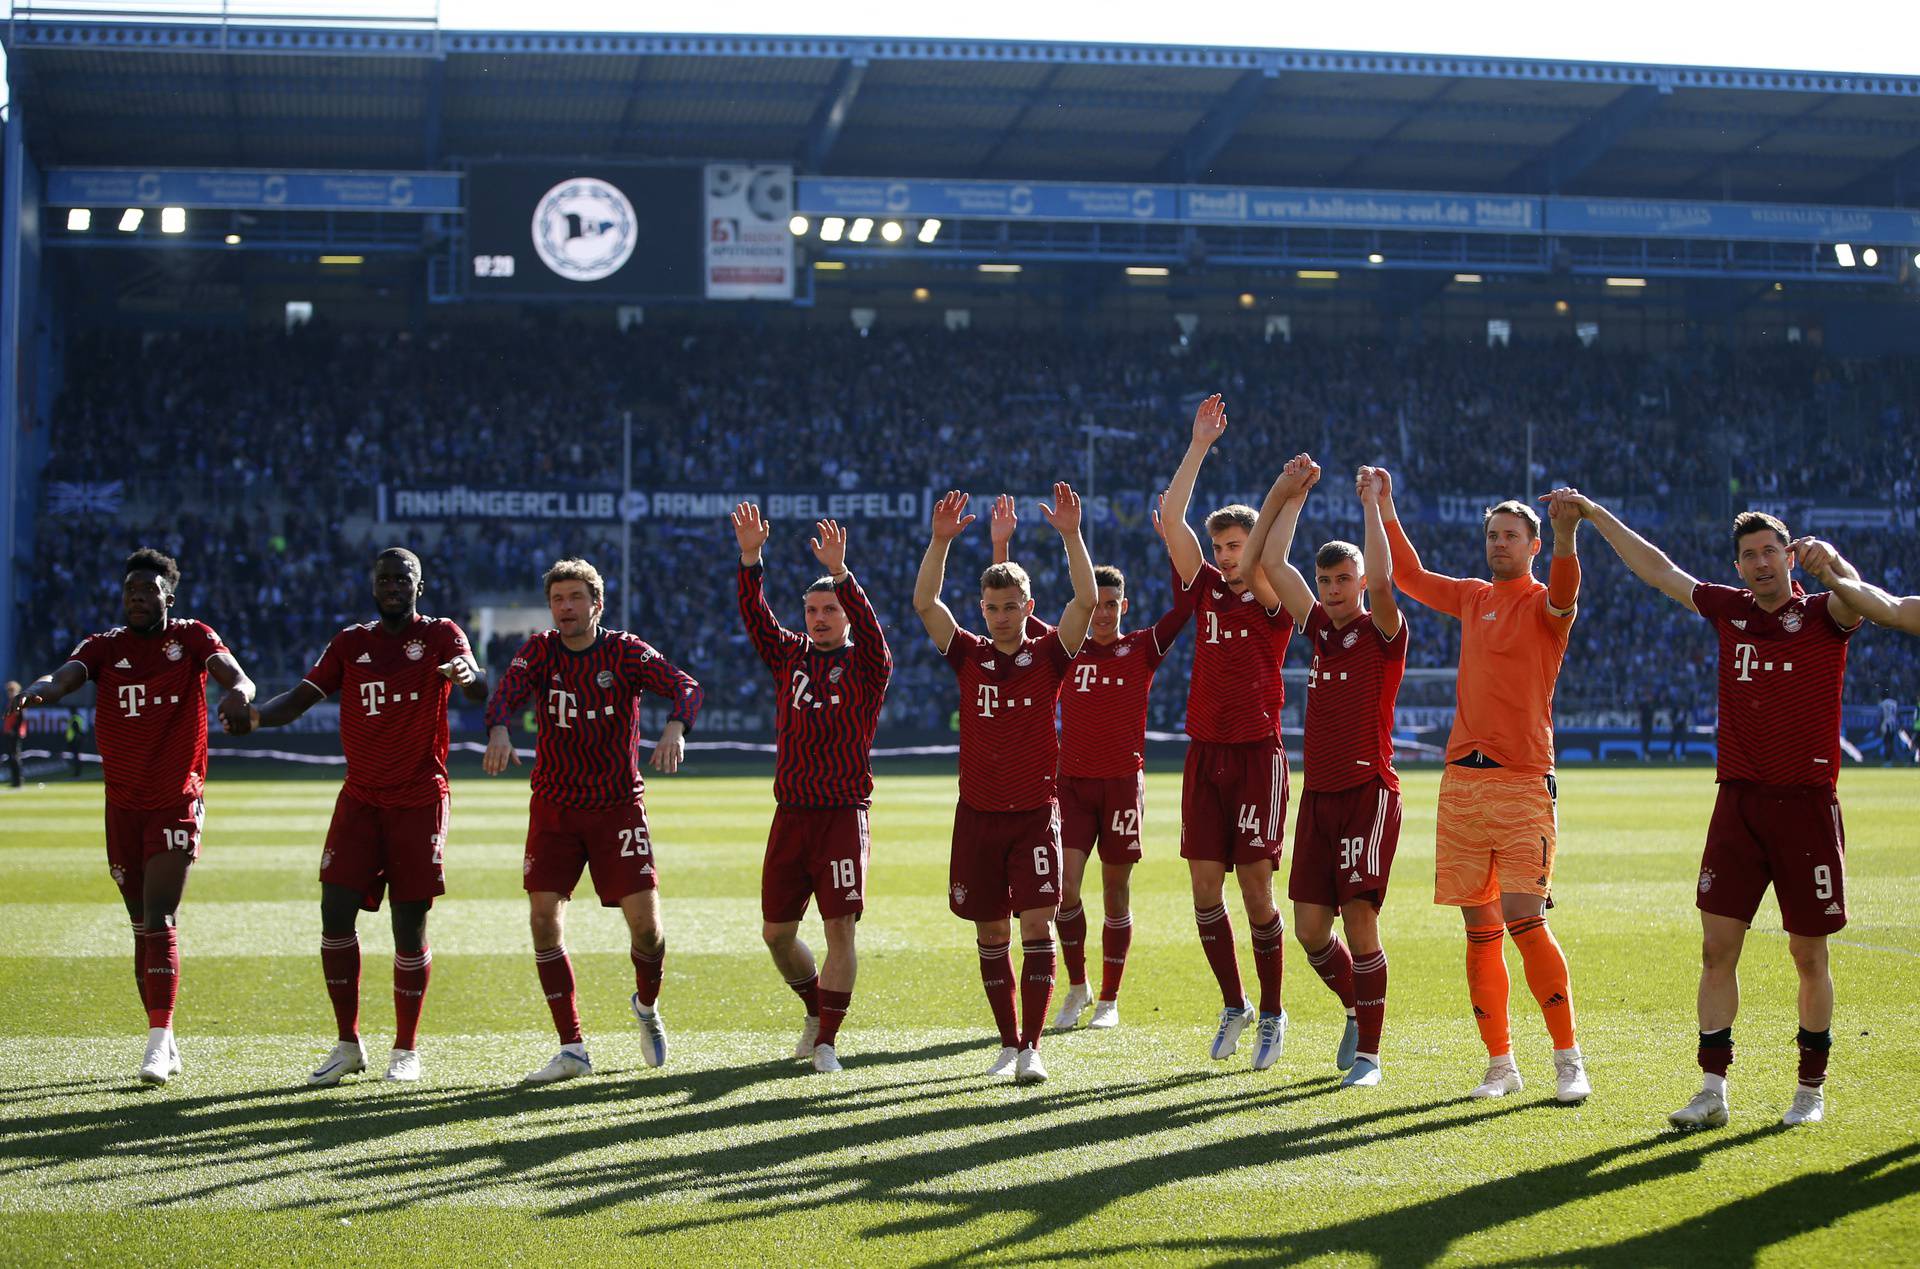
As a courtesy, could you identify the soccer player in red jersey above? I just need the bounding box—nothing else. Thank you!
[1245,458,1407,1088]
[732,507,892,1073]
[246,548,485,1086]
[482,558,703,1084]
[1565,496,1862,1128]
[1159,394,1298,1070]
[989,495,1192,1031]
[914,484,1096,1084]
[6,549,255,1085]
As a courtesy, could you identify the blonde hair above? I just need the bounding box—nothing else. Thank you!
[543,558,605,606]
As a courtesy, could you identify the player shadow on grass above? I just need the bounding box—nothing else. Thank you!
[1030,1128,1920,1268]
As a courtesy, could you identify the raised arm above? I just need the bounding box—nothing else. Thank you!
[1041,481,1097,655]
[813,520,894,684]
[733,501,804,669]
[1540,489,1583,621]
[1556,491,1699,613]
[914,490,973,653]
[1375,468,1473,619]
[1793,538,1873,630]
[1247,455,1318,625]
[1160,393,1227,586]
[1357,467,1402,638]
[990,493,1016,567]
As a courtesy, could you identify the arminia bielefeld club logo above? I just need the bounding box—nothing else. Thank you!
[530,177,637,282]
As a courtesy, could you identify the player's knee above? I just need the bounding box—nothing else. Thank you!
[761,922,793,950]
[1787,938,1828,975]
[823,915,857,950]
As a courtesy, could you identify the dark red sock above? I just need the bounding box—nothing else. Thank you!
[1698,1028,1733,1078]
[1099,914,1133,1002]
[143,926,180,1030]
[1056,903,1088,987]
[631,945,664,1009]
[1352,949,1388,1056]
[1195,904,1243,1008]
[393,946,431,1052]
[786,970,821,1017]
[320,933,361,1042]
[977,940,1018,1048]
[1797,1027,1831,1089]
[1019,937,1056,1049]
[817,989,852,1046]
[1306,936,1358,1009]
[131,922,149,1015]
[536,945,583,1046]
[1250,915,1285,1016]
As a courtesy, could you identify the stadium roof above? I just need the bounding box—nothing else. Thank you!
[5,21,1919,208]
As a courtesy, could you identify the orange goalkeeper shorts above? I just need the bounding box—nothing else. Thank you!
[1433,763,1558,908]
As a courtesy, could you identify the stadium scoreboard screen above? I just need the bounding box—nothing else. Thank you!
[466,164,703,297]
[466,163,795,301]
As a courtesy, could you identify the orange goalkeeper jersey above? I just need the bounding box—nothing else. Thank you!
[1386,519,1577,776]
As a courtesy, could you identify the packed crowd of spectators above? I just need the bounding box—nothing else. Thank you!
[20,321,1920,739]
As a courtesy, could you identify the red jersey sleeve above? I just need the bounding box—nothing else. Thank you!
[838,572,893,688]
[1691,581,1742,624]
[1045,628,1074,671]
[441,621,474,661]
[1147,602,1193,662]
[484,635,543,729]
[67,633,111,680]
[1813,591,1861,638]
[305,634,347,698]
[945,627,988,669]
[630,640,703,733]
[737,563,805,672]
[185,620,229,665]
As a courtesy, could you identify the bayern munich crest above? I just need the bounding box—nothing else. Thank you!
[596,669,616,688]
[405,639,426,661]
[163,640,183,661]
[951,883,967,906]
[828,665,844,682]
[320,849,334,869]
[1015,651,1032,667]
[531,177,637,282]
[1781,609,1803,633]
[1344,628,1360,648]
[1115,644,1132,657]
[110,864,126,887]
[1698,868,1714,893]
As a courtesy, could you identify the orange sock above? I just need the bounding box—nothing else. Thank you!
[1507,915,1576,1049]
[1465,924,1511,1058]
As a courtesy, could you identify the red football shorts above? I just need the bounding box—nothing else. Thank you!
[949,800,1064,922]
[1180,736,1287,867]
[1698,781,1847,937]
[104,796,204,904]
[523,794,658,907]
[1057,772,1146,865]
[763,804,870,923]
[1289,778,1401,909]
[320,789,449,912]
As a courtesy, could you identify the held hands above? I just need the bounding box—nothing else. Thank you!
[1355,466,1389,505]
[437,654,480,685]
[1538,487,1593,532]
[482,724,521,776]
[732,501,771,565]
[810,519,848,577]
[990,494,1018,551]
[649,720,686,775]
[216,688,253,735]
[1276,453,1320,499]
[1792,536,1836,578]
[1190,393,1228,449]
[931,491,977,541]
[1039,482,1082,536]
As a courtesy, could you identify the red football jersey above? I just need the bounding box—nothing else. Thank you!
[1058,605,1191,778]
[945,626,1073,812]
[738,564,892,808]
[484,628,703,810]
[1694,583,1855,788]
[66,619,228,810]
[305,616,470,809]
[1302,604,1408,793]
[1179,563,1296,744]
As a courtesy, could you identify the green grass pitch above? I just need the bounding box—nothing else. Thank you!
[2,765,1917,1265]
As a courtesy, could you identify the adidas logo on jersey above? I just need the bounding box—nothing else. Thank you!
[1248,836,1264,850]
[1481,611,1498,620]
[1348,870,1362,883]
[114,658,133,669]
[1731,619,1748,630]
[1824,901,1842,915]
[844,890,862,902]
[355,652,373,664]
[1038,882,1055,894]
[638,865,655,876]
[981,660,995,670]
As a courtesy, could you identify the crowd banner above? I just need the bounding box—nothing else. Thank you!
[378,486,928,523]
[1544,196,1920,245]
[46,167,462,213]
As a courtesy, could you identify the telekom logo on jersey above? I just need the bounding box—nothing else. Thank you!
[1732,643,1794,682]
[1072,663,1102,693]
[117,683,147,716]
[358,681,391,715]
[547,688,579,728]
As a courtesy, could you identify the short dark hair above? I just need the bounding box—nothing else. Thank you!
[806,576,838,596]
[1482,500,1541,539]
[375,546,422,575]
[124,548,181,593]
[1206,505,1258,536]
[1315,541,1362,571]
[1093,565,1126,592]
[1731,510,1790,553]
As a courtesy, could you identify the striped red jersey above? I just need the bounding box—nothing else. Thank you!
[738,564,892,807]
[1302,604,1408,793]
[66,619,227,810]
[1179,563,1296,744]
[306,615,470,809]
[1058,605,1192,778]
[484,628,703,809]
[1694,583,1856,789]
[946,626,1073,811]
